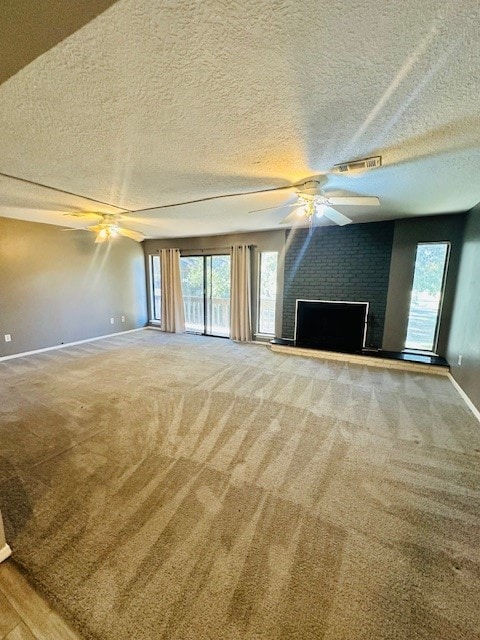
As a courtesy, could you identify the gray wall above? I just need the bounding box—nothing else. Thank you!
[144,230,286,338]
[383,214,465,356]
[447,206,480,411]
[0,216,148,357]
[282,222,394,347]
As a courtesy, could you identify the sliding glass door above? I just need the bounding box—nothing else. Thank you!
[180,257,204,333]
[205,255,230,336]
[180,255,230,337]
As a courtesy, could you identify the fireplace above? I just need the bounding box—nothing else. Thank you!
[295,299,369,353]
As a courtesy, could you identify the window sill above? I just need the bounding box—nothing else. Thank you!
[254,334,274,343]
[403,348,438,357]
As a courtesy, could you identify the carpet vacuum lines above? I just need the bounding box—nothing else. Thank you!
[0,331,479,640]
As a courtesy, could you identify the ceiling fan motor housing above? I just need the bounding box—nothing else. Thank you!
[298,177,327,198]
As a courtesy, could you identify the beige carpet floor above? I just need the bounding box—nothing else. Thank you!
[1,329,480,640]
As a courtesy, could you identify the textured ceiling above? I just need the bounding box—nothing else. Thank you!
[0,0,479,238]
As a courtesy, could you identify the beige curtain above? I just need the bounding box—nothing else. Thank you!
[230,245,252,342]
[160,248,185,333]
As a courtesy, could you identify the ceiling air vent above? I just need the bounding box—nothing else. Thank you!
[333,156,382,174]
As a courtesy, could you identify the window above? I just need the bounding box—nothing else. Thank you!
[257,251,278,335]
[405,242,450,352]
[150,255,161,321]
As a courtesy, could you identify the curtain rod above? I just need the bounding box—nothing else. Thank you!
[152,244,256,253]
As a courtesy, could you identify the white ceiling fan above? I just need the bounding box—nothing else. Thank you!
[62,212,145,242]
[249,177,380,227]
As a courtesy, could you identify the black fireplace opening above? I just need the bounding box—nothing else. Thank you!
[295,299,369,354]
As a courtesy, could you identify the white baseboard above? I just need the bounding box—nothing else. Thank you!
[448,373,480,423]
[0,327,146,362]
[0,543,12,563]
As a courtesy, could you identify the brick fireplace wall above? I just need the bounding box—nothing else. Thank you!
[282,221,394,347]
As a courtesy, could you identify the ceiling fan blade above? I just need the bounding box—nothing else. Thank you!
[249,202,298,214]
[280,212,297,225]
[250,205,286,214]
[280,207,309,225]
[322,207,352,226]
[118,228,144,242]
[325,196,380,206]
[62,212,103,219]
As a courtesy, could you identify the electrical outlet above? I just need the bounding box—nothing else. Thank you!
[4,334,11,342]
[458,354,462,366]
[121,315,125,323]
[110,317,115,324]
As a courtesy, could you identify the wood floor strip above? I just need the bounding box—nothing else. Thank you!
[0,589,22,638]
[4,622,37,640]
[0,562,83,640]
